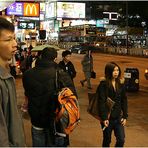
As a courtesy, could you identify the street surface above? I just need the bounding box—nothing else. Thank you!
[16,51,148,147]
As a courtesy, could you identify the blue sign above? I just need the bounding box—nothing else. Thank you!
[96,19,104,27]
[6,2,23,16]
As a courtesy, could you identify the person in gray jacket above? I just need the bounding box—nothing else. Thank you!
[80,50,93,89]
[0,17,26,146]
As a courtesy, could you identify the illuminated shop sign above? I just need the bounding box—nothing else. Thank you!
[18,21,35,29]
[96,20,104,27]
[23,3,39,17]
[57,2,85,19]
[103,12,118,20]
[45,2,56,18]
[6,2,39,17]
[40,3,45,12]
[6,2,23,16]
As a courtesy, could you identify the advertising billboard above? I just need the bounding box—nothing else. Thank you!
[6,2,39,17]
[57,2,85,19]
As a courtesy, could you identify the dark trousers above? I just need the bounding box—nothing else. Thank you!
[101,118,125,147]
[32,126,55,147]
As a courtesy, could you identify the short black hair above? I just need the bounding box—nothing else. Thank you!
[0,17,14,34]
[62,50,71,57]
[41,47,57,61]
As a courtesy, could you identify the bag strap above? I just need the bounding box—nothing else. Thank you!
[53,120,66,137]
[55,69,58,90]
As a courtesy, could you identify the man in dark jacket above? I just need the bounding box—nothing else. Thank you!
[59,50,76,80]
[22,47,76,147]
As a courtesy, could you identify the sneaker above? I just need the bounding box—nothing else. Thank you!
[80,81,84,87]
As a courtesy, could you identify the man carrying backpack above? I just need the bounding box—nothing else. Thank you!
[22,47,77,147]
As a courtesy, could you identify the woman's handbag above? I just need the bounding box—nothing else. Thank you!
[87,92,115,121]
[87,92,101,120]
[91,71,96,79]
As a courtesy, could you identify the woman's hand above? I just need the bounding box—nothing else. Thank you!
[103,120,109,127]
[121,118,127,126]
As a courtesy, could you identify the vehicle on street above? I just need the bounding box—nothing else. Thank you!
[68,45,87,54]
[145,68,148,80]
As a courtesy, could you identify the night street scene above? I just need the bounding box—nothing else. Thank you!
[0,0,148,147]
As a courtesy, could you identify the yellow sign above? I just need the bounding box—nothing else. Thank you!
[24,3,39,17]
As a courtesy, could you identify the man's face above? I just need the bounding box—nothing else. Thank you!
[0,30,17,61]
[64,55,71,62]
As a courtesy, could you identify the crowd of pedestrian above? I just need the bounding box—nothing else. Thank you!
[0,16,128,147]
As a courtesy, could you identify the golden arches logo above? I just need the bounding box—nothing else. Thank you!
[24,3,39,16]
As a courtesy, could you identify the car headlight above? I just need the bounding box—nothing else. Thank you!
[145,69,148,74]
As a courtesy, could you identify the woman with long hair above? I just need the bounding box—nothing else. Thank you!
[97,62,128,147]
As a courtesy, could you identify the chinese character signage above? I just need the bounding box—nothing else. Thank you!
[6,2,23,15]
[6,2,39,17]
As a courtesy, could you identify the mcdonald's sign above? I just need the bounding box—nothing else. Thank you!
[24,3,39,17]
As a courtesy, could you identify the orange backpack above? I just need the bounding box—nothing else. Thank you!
[56,87,80,135]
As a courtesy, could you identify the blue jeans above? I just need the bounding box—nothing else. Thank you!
[101,118,125,147]
[32,126,55,147]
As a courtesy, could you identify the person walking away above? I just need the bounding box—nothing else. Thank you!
[0,17,26,146]
[80,50,93,89]
[97,62,128,147]
[59,50,76,81]
[22,47,77,147]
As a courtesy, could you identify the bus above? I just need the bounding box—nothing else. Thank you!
[58,24,107,50]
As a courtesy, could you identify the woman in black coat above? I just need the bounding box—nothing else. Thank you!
[97,62,128,147]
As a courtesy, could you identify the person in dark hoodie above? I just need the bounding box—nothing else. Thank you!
[22,47,77,147]
[97,62,128,147]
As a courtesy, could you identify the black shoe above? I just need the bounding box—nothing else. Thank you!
[80,81,84,87]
